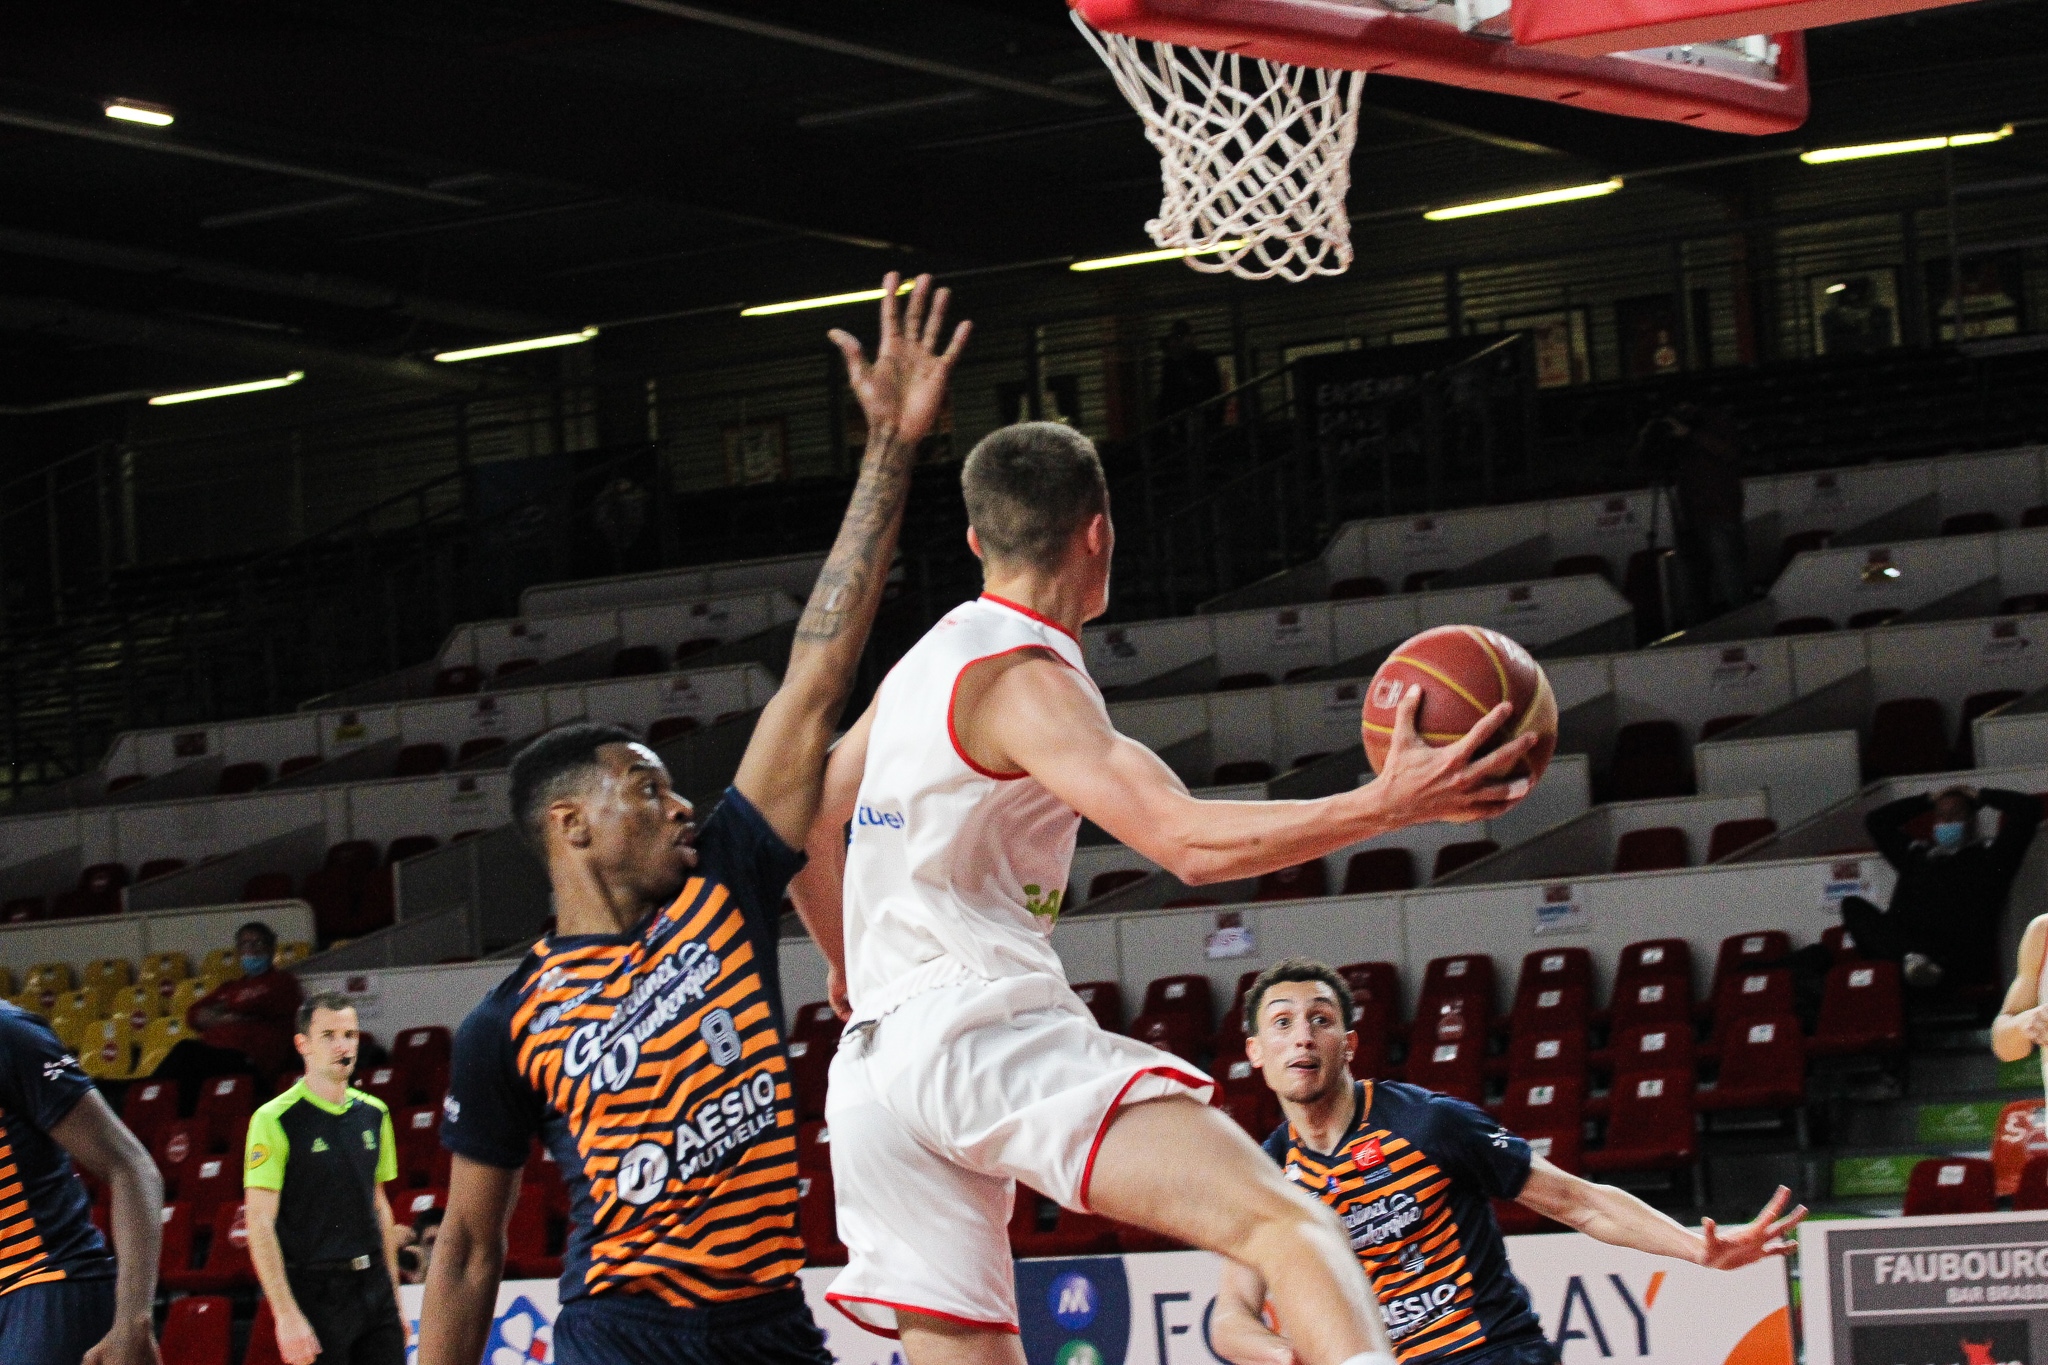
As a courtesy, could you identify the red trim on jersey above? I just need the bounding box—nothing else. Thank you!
[980,593,1080,644]
[946,644,1059,781]
[826,1293,1021,1339]
[1077,1064,1216,1212]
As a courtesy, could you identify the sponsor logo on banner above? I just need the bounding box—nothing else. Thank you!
[1850,1321,2031,1365]
[1595,497,1639,534]
[1272,609,1309,648]
[1711,647,1762,691]
[1403,516,1444,556]
[1326,681,1362,715]
[333,711,367,745]
[470,696,505,734]
[1501,584,1542,616]
[1535,884,1586,937]
[1824,861,1872,915]
[1802,1210,2048,1365]
[1984,620,2033,662]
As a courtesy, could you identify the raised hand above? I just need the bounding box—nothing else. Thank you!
[1367,686,1537,826]
[829,272,971,451]
[1700,1187,1807,1269]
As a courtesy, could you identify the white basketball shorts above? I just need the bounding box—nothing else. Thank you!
[822,971,1213,1337]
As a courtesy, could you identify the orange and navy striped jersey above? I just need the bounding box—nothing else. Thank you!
[0,1001,114,1297]
[1264,1080,1540,1364]
[443,789,807,1307]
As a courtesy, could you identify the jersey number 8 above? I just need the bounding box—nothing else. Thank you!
[701,1008,742,1067]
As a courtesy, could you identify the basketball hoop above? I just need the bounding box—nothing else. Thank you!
[1071,11,1364,283]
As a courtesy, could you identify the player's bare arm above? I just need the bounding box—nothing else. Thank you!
[1212,1261,1300,1365]
[953,658,1535,885]
[1993,915,2048,1061]
[1515,1160,1805,1267]
[417,1155,523,1365]
[733,273,970,847]
[53,1091,164,1365]
[788,702,873,1019]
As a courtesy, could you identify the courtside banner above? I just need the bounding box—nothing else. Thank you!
[1801,1211,2048,1365]
[398,1231,1790,1365]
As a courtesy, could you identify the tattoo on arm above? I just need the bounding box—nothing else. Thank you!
[793,426,914,647]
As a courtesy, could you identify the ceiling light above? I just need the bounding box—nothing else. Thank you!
[1423,179,1623,222]
[1826,282,1847,294]
[740,281,917,318]
[1069,242,1250,272]
[433,327,598,362]
[104,99,174,128]
[1801,125,2012,164]
[148,371,303,406]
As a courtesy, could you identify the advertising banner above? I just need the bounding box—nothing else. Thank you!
[1802,1211,2048,1365]
[399,1231,1790,1365]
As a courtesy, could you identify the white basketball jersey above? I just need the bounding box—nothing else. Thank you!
[842,594,1095,1023]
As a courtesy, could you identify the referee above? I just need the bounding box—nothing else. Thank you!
[243,993,405,1365]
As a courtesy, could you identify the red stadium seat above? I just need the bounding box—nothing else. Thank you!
[122,1079,179,1151]
[1613,827,1689,873]
[1255,860,1328,902]
[1706,818,1777,862]
[506,1188,566,1279]
[1610,722,1691,801]
[1015,1203,1122,1258]
[1087,869,1148,902]
[397,1105,446,1187]
[1212,759,1276,785]
[240,872,295,902]
[153,1119,207,1199]
[245,1300,287,1365]
[1865,698,1950,779]
[391,743,450,778]
[611,645,667,677]
[277,755,322,780]
[195,1076,255,1149]
[1903,1158,1994,1216]
[1809,961,1904,1057]
[1328,576,1386,600]
[1498,1075,1586,1133]
[394,1026,453,1102]
[674,636,721,664]
[359,1066,404,1112]
[1133,1013,1205,1063]
[646,715,701,745]
[1698,1015,1804,1111]
[1699,713,1756,741]
[791,1001,845,1047]
[1507,980,1590,1042]
[1820,924,1857,963]
[2,896,43,923]
[1403,1036,1483,1104]
[1431,840,1498,880]
[183,1154,239,1219]
[1403,570,1445,593]
[796,1120,833,1173]
[1342,849,1416,895]
[216,762,270,795]
[494,658,539,682]
[1140,974,1213,1021]
[788,1035,831,1120]
[1942,511,2002,536]
[1603,1023,1696,1082]
[1504,1028,1587,1085]
[1714,932,1790,989]
[797,1171,845,1267]
[2017,1155,2048,1211]
[1419,955,1497,1017]
[159,1294,233,1365]
[1514,948,1592,1004]
[1712,969,1795,1035]
[386,835,440,865]
[1072,981,1124,1033]
[168,1203,255,1293]
[1608,971,1693,1034]
[158,1200,197,1285]
[397,1187,450,1224]
[1551,554,1613,584]
[1519,1123,1584,1175]
[1584,1071,1696,1174]
[1215,673,1275,693]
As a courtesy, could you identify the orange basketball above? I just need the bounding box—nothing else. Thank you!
[1360,625,1556,783]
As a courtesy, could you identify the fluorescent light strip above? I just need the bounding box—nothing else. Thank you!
[1801,124,2012,164]
[433,327,598,363]
[148,371,303,406]
[104,100,174,128]
[1423,179,1623,222]
[1070,241,1249,272]
[740,282,916,318]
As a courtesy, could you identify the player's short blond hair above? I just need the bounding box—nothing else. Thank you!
[961,422,1106,573]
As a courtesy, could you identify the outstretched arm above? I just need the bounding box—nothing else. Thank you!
[957,656,1535,886]
[787,703,873,1019]
[1993,915,2048,1063]
[732,273,970,847]
[1516,1158,1804,1267]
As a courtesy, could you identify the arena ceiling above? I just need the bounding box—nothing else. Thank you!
[3,0,2048,411]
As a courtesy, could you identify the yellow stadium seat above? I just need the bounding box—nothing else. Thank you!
[137,952,189,994]
[200,947,237,981]
[79,1017,136,1080]
[136,1015,189,1075]
[275,941,313,969]
[56,987,110,1020]
[168,977,208,1021]
[26,962,75,994]
[107,984,160,1031]
[18,983,63,1017]
[83,958,134,995]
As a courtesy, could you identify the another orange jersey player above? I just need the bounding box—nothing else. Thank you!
[416,274,968,1365]
[1213,960,1804,1365]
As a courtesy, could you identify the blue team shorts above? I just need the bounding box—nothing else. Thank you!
[553,1286,832,1365]
[0,1276,116,1365]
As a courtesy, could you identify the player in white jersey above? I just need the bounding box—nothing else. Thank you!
[791,421,1540,1365]
[1992,910,2048,1090]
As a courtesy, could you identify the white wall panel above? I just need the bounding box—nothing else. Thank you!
[1696,730,1862,829]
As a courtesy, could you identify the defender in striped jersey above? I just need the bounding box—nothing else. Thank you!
[1215,961,1805,1365]
[418,274,969,1365]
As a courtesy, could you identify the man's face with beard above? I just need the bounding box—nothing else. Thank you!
[1246,979,1355,1106]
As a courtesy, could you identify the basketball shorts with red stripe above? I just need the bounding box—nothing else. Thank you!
[822,972,1213,1337]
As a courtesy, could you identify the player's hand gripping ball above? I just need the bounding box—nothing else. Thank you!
[1361,625,1557,783]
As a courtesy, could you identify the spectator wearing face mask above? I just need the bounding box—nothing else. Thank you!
[150,921,305,1106]
[1840,786,2041,994]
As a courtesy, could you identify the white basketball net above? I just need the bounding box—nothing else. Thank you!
[1072,12,1364,282]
